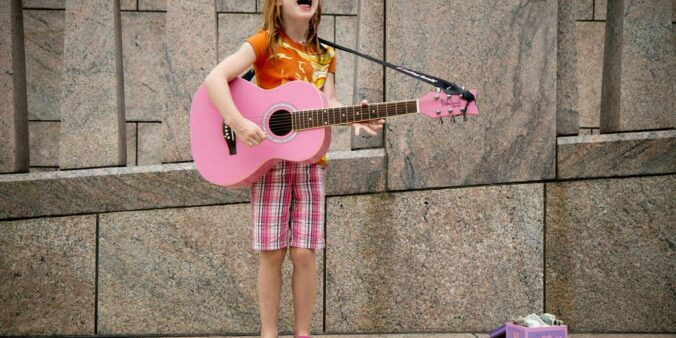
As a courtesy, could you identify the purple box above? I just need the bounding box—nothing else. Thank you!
[489,323,506,338]
[488,325,507,338]
[505,322,568,338]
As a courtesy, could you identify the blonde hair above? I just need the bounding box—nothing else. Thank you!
[261,0,327,57]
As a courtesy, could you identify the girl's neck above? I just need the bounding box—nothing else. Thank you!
[281,18,310,44]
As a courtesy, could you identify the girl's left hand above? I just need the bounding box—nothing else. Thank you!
[351,100,385,136]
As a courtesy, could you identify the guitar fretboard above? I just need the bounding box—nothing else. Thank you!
[292,100,418,130]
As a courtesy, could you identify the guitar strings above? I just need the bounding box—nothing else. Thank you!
[223,102,418,130]
[229,102,416,125]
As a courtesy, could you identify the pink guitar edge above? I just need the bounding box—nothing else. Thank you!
[190,78,478,188]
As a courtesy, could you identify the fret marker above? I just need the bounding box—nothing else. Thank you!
[324,121,327,125]
[309,118,312,120]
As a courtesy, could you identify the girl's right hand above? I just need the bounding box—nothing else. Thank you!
[230,116,266,147]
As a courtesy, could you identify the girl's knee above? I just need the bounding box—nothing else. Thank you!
[259,248,287,266]
[289,247,315,268]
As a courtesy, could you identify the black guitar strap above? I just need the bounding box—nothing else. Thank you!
[242,38,475,103]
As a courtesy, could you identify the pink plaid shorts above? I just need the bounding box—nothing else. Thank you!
[250,160,326,251]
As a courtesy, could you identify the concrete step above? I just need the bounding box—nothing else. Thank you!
[163,334,676,338]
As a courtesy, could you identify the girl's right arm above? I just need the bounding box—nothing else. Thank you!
[204,43,266,146]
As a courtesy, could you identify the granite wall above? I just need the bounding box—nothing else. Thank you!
[18,0,361,172]
[385,0,557,190]
[0,0,674,336]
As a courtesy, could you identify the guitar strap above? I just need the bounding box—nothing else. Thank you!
[242,38,475,103]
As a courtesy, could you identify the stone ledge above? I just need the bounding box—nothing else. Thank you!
[181,335,674,338]
[168,335,675,338]
[557,130,676,179]
[0,149,386,220]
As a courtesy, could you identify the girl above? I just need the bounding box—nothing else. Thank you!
[204,1,384,337]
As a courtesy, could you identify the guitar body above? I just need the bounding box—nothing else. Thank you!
[190,77,331,188]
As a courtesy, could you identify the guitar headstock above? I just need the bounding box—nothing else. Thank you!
[418,88,479,121]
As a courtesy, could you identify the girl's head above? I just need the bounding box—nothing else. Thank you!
[261,0,326,55]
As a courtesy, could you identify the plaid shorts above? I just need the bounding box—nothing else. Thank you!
[250,160,326,251]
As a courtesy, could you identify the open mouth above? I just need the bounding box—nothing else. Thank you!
[297,0,312,10]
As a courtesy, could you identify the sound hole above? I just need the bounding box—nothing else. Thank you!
[269,109,292,136]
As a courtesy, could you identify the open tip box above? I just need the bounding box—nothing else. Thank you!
[489,322,568,338]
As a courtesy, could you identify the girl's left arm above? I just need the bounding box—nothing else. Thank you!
[322,73,385,136]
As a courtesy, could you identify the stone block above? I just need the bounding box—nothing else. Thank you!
[137,122,162,165]
[600,0,674,132]
[21,0,141,10]
[558,130,676,179]
[322,0,357,15]
[335,16,356,106]
[594,0,607,20]
[126,122,137,166]
[546,175,676,332]
[28,120,59,167]
[22,0,65,9]
[24,9,64,120]
[327,16,356,152]
[98,205,323,335]
[217,13,261,61]
[576,22,604,128]
[351,0,385,150]
[217,0,255,13]
[385,0,557,190]
[121,11,167,121]
[1,0,29,173]
[255,0,357,14]
[163,0,217,163]
[578,127,600,135]
[576,0,593,20]
[329,125,351,152]
[0,149,385,219]
[0,215,96,335]
[138,0,165,11]
[325,148,387,196]
[59,0,126,169]
[29,167,57,172]
[121,0,137,11]
[557,0,580,135]
[326,184,544,333]
[319,14,335,50]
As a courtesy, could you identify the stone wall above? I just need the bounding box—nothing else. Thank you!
[0,0,674,336]
[18,0,359,173]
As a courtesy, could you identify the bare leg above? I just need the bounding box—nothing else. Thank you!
[258,248,287,338]
[289,247,317,337]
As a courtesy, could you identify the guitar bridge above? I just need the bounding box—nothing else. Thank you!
[223,122,237,155]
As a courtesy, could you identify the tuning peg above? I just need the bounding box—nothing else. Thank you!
[452,116,456,123]
[463,114,468,122]
[438,118,444,125]
[435,87,440,100]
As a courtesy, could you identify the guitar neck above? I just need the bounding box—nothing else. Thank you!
[291,100,418,130]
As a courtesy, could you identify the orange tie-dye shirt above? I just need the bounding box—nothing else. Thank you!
[245,30,336,166]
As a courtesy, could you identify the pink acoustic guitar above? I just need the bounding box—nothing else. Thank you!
[190,77,478,187]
